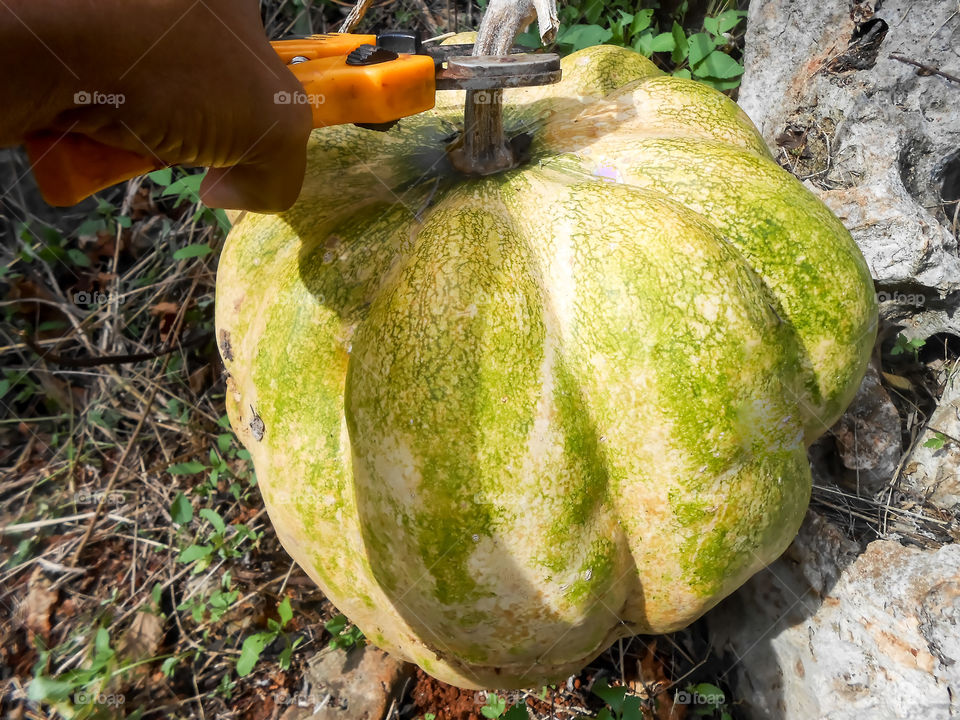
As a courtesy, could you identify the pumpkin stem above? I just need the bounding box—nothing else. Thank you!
[448,0,558,175]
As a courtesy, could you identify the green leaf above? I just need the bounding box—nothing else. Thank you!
[503,705,530,720]
[673,68,693,79]
[687,32,716,66]
[610,11,633,44]
[481,694,506,718]
[217,433,233,454]
[558,24,613,51]
[94,627,112,658]
[172,244,213,261]
[178,544,214,563]
[161,656,178,677]
[671,21,689,63]
[697,76,744,91]
[237,632,275,676]
[168,461,208,475]
[583,1,603,25]
[649,31,676,53]
[170,492,193,525]
[278,636,302,669]
[199,508,226,534]
[592,679,627,714]
[28,675,76,702]
[631,8,654,35]
[924,433,946,450]
[715,9,747,34]
[278,597,293,626]
[163,173,204,198]
[148,168,173,186]
[213,208,232,233]
[622,695,644,720]
[324,614,348,635]
[693,50,745,79]
[67,248,91,267]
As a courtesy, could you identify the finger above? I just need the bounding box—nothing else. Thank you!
[199,131,309,212]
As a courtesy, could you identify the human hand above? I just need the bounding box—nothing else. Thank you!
[0,0,312,212]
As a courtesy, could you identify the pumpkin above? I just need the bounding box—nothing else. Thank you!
[216,36,876,689]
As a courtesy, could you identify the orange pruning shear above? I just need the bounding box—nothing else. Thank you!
[25,31,561,207]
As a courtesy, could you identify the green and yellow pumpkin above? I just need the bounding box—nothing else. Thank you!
[216,41,876,688]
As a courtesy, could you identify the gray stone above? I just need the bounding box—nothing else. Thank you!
[831,362,902,495]
[900,366,960,513]
[739,0,960,338]
[709,512,960,720]
[279,645,413,720]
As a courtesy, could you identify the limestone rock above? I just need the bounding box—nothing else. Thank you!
[901,367,960,513]
[709,512,960,719]
[279,645,413,720]
[831,362,902,495]
[739,0,960,338]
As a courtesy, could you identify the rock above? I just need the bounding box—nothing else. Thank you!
[830,362,902,495]
[900,367,960,512]
[739,0,960,338]
[709,512,960,719]
[279,645,413,720]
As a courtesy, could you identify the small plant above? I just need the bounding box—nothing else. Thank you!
[177,573,240,624]
[588,678,644,720]
[75,197,132,238]
[923,431,947,450]
[323,613,366,650]
[28,624,163,717]
[170,493,261,574]
[147,167,232,233]
[890,333,925,360]
[237,597,302,676]
[480,693,530,719]
[517,1,748,89]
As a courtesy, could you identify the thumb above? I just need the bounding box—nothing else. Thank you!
[200,144,308,213]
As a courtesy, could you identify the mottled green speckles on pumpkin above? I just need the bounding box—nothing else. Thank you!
[563,538,619,606]
[572,136,876,436]
[345,188,550,610]
[557,44,663,95]
[216,38,874,689]
[668,488,714,527]
[548,360,609,539]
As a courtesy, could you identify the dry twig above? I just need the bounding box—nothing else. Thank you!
[890,53,960,84]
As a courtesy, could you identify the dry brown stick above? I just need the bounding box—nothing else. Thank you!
[889,53,960,84]
[68,274,201,567]
[411,0,442,33]
[23,329,211,368]
[338,0,376,32]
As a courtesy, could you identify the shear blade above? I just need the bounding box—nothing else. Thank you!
[434,53,562,90]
